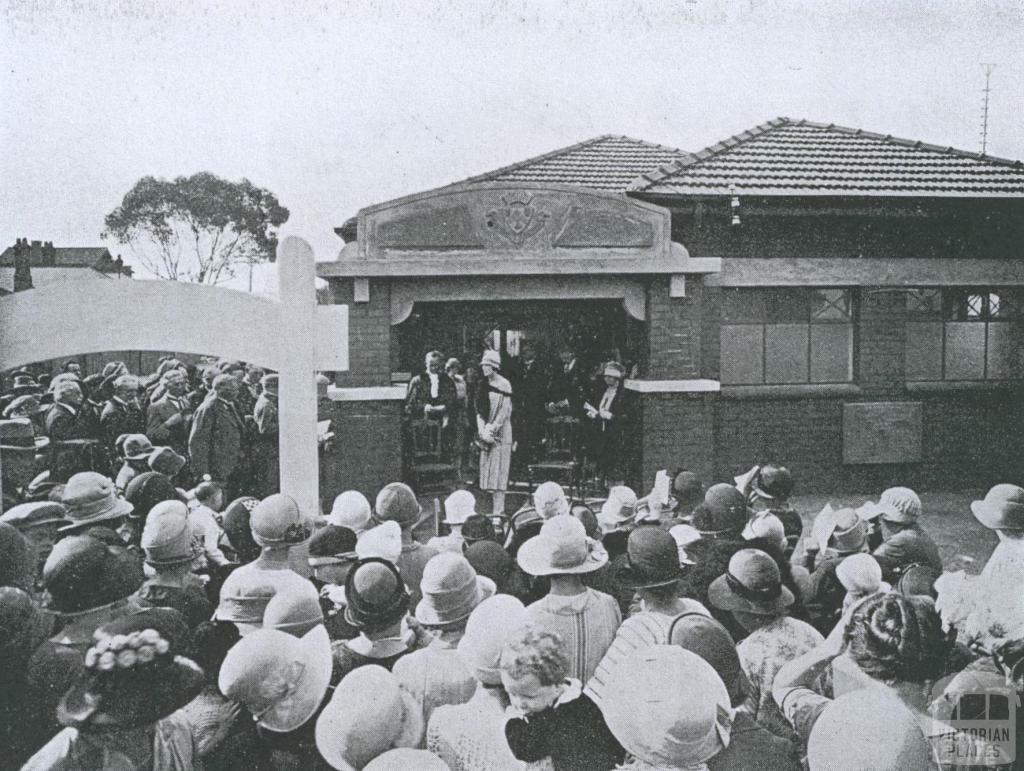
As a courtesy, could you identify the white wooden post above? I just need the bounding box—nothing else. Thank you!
[276,236,320,519]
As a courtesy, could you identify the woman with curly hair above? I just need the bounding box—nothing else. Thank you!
[772,592,954,754]
[501,627,624,771]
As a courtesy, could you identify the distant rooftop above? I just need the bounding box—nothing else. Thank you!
[629,117,1024,198]
[0,240,133,276]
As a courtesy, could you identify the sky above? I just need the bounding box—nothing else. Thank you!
[2,0,1023,296]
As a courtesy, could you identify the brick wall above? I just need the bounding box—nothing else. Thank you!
[639,391,715,490]
[319,397,403,506]
[329,279,392,387]
[645,275,702,379]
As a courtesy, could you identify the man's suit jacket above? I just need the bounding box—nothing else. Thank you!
[99,399,144,450]
[146,393,192,455]
[550,359,591,414]
[188,397,246,482]
[43,403,94,442]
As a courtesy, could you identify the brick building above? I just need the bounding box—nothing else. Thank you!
[0,238,133,294]
[316,119,1024,500]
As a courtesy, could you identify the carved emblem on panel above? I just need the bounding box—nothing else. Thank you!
[483,193,553,247]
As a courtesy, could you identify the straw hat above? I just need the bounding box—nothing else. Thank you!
[443,490,476,526]
[327,490,373,533]
[812,504,867,555]
[148,447,186,477]
[315,665,423,770]
[60,472,134,532]
[415,552,495,627]
[219,625,332,734]
[517,515,608,576]
[457,595,529,686]
[971,484,1024,531]
[603,646,732,768]
[0,501,68,532]
[708,548,794,616]
[122,434,155,461]
[613,527,687,589]
[861,487,922,524]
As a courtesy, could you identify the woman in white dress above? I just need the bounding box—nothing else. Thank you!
[476,350,513,517]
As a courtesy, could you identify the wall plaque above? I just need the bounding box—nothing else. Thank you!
[843,402,923,465]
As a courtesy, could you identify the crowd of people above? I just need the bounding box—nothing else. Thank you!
[3,370,1024,771]
[3,357,1024,770]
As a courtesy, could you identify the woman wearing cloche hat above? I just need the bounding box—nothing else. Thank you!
[583,360,635,488]
[476,349,514,517]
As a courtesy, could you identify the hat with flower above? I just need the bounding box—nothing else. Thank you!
[58,608,203,729]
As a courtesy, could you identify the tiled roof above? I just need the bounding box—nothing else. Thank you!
[0,244,131,276]
[629,118,1024,197]
[457,135,693,192]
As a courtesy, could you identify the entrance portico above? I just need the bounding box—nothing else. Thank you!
[316,182,721,498]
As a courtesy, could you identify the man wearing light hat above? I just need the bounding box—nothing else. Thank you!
[427,489,476,553]
[99,374,144,456]
[146,368,193,458]
[43,380,92,443]
[862,486,942,580]
[583,361,634,487]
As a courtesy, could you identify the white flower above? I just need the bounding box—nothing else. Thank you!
[98,652,117,671]
[109,635,130,651]
[136,645,156,664]
[139,629,161,645]
[84,649,99,668]
[154,638,170,655]
[116,650,137,669]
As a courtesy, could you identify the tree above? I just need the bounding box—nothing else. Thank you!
[103,172,290,287]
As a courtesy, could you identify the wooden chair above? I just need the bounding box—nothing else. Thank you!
[528,416,582,499]
[406,418,457,494]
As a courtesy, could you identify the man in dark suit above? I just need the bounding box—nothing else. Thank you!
[512,341,550,466]
[188,374,248,498]
[583,361,636,487]
[43,381,93,442]
[146,369,194,457]
[548,345,590,416]
[99,375,145,454]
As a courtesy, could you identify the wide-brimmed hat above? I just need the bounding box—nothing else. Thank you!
[122,434,155,461]
[708,548,794,616]
[59,609,203,730]
[598,486,638,533]
[60,472,134,532]
[308,525,358,567]
[263,580,324,638]
[836,553,889,595]
[603,646,732,768]
[43,535,144,613]
[355,521,402,563]
[140,500,199,566]
[971,484,1024,531]
[860,487,922,525]
[0,418,48,451]
[443,489,476,525]
[668,612,748,704]
[752,464,794,501]
[148,446,186,477]
[812,504,868,555]
[517,515,608,576]
[0,501,68,531]
[603,361,625,379]
[11,374,41,394]
[344,558,410,631]
[3,394,44,419]
[479,350,502,370]
[219,625,332,733]
[124,471,182,525]
[614,527,687,589]
[699,484,749,535]
[415,552,495,627]
[806,690,935,771]
[315,665,423,771]
[374,482,425,529]
[457,594,529,686]
[327,490,373,533]
[250,493,313,547]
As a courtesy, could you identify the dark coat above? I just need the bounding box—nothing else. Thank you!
[872,523,943,581]
[99,398,145,450]
[188,396,247,484]
[404,371,457,418]
[145,392,192,455]
[42,403,93,442]
[550,359,592,414]
[585,383,636,480]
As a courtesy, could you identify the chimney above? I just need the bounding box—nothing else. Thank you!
[13,238,33,292]
[42,241,56,266]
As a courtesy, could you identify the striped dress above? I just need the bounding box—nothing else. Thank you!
[585,603,710,706]
[525,588,622,684]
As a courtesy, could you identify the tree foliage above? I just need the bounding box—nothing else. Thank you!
[103,172,290,285]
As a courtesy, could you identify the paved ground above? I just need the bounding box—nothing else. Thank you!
[414,486,998,575]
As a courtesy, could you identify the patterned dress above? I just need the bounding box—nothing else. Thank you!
[478,374,513,492]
